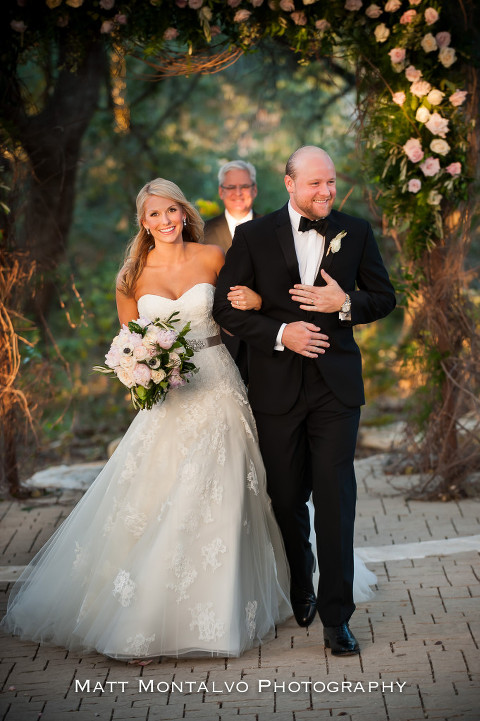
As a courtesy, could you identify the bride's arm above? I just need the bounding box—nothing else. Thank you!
[116,287,139,327]
[227,285,262,311]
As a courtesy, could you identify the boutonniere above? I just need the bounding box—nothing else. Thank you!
[326,230,347,256]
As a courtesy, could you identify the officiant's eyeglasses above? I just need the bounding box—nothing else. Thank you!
[220,184,255,193]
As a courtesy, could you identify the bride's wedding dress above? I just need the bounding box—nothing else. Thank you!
[2,283,375,659]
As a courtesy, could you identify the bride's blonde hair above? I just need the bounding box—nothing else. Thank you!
[117,178,205,297]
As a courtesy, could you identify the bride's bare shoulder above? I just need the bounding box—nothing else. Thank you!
[188,242,224,269]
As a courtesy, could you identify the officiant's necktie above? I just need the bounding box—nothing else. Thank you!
[298,216,329,235]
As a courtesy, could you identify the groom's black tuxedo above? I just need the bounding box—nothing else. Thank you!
[213,203,395,628]
[213,205,395,412]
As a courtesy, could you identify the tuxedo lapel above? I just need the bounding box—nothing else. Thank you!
[316,214,344,283]
[276,205,301,286]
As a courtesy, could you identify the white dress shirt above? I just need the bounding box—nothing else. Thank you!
[225,209,253,239]
[274,202,326,350]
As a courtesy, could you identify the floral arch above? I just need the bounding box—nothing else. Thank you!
[4,0,479,496]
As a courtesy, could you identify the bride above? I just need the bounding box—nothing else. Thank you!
[1,178,374,660]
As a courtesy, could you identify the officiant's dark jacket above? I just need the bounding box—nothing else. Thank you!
[204,211,260,252]
[213,204,396,412]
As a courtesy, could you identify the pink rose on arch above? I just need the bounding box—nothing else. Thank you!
[410,80,432,98]
[424,7,439,25]
[419,156,440,177]
[279,0,295,11]
[400,9,417,24]
[392,91,406,106]
[407,179,422,193]
[210,25,221,36]
[234,9,251,21]
[435,31,451,48]
[100,20,115,33]
[114,13,127,24]
[345,0,363,11]
[449,89,467,107]
[11,20,27,32]
[315,19,331,31]
[291,11,307,24]
[249,0,264,6]
[385,0,401,11]
[163,27,179,40]
[176,0,188,6]
[133,363,152,388]
[389,48,406,64]
[445,162,461,176]
[99,0,115,9]
[405,65,422,82]
[425,112,449,138]
[403,138,424,163]
[228,0,242,7]
[409,0,422,4]
[188,0,203,8]
[365,4,382,18]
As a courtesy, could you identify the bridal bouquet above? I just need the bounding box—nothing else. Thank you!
[94,311,197,410]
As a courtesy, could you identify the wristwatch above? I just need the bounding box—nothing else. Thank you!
[339,293,351,322]
[340,293,351,313]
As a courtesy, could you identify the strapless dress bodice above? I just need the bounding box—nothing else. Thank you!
[137,283,219,342]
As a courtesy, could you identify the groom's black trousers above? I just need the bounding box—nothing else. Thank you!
[253,358,360,628]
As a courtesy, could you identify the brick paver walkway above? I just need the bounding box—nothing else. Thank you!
[1,455,479,721]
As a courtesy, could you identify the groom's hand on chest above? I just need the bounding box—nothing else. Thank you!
[289,270,347,314]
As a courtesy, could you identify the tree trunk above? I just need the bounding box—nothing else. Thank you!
[9,39,107,320]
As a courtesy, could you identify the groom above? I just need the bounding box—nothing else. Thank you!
[213,146,396,656]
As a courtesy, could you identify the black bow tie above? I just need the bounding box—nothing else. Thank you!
[298,216,329,235]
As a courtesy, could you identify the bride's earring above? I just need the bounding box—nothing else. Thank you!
[145,227,151,235]
[183,217,187,227]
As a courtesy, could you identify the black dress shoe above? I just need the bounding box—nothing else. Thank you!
[323,623,359,656]
[292,593,317,627]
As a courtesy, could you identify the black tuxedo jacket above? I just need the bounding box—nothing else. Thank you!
[204,211,260,253]
[213,204,396,414]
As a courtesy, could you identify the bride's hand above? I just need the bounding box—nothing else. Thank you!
[227,285,262,311]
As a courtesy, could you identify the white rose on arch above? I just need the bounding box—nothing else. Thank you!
[427,89,445,106]
[415,106,431,123]
[374,23,390,42]
[430,139,450,156]
[421,33,437,53]
[427,190,443,206]
[439,46,457,68]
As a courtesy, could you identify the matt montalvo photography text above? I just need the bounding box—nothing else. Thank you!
[74,679,407,694]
